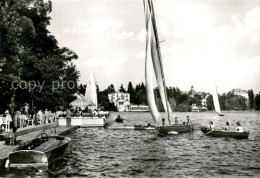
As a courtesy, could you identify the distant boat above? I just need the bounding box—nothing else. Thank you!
[6,133,71,169]
[213,86,224,116]
[115,115,123,123]
[201,127,249,139]
[59,69,108,127]
[143,0,193,135]
[129,105,150,112]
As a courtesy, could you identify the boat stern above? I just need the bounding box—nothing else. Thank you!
[7,150,48,169]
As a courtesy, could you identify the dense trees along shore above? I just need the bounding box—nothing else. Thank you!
[91,82,260,112]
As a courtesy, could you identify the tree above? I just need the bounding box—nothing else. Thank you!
[134,83,147,105]
[169,98,177,111]
[226,96,247,110]
[206,95,214,110]
[248,89,255,110]
[119,84,126,93]
[127,82,135,103]
[0,0,79,112]
[98,84,116,111]
[255,92,260,110]
[219,93,227,110]
[176,103,190,112]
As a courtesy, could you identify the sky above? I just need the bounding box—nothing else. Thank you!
[47,0,260,94]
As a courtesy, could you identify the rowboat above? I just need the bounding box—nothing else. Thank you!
[201,127,249,139]
[6,133,71,169]
[115,117,123,123]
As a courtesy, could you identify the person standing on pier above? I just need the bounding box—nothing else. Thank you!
[66,108,72,127]
[37,109,43,125]
[4,110,12,132]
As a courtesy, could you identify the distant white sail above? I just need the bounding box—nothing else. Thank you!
[213,86,221,114]
[145,14,160,124]
[85,69,98,109]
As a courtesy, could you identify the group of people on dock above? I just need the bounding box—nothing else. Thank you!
[0,108,58,133]
[209,121,244,132]
[61,107,108,118]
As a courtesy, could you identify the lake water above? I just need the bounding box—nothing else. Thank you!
[1,111,259,177]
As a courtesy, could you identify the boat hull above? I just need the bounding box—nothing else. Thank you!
[158,124,193,136]
[7,136,71,168]
[134,125,156,130]
[58,117,106,127]
[115,118,123,123]
[201,127,249,139]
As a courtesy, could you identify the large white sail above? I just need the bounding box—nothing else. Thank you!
[213,86,221,114]
[145,14,160,124]
[85,69,98,109]
[144,0,172,124]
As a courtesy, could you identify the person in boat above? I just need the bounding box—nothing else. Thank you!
[175,117,181,125]
[186,115,191,125]
[147,123,155,128]
[209,121,214,130]
[224,122,230,131]
[162,118,166,126]
[235,122,243,132]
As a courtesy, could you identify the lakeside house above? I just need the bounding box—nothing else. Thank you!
[188,85,209,111]
[108,92,130,111]
[228,88,249,107]
[228,88,249,100]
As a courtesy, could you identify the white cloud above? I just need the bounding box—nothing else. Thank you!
[59,16,134,40]
[108,31,134,40]
[136,51,145,59]
[85,55,127,67]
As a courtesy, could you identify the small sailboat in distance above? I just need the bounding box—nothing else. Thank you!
[143,0,193,135]
[213,86,224,116]
[85,68,98,111]
[58,69,108,127]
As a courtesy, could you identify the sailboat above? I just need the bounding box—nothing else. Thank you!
[213,86,224,116]
[58,69,108,127]
[85,68,98,111]
[143,0,193,135]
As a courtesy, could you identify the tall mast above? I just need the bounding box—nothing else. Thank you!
[149,0,171,125]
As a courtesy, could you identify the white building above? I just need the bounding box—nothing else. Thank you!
[108,92,130,111]
[228,89,249,100]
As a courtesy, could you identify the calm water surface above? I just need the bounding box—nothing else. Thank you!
[1,111,260,177]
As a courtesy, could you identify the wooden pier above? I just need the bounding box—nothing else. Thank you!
[0,123,79,168]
